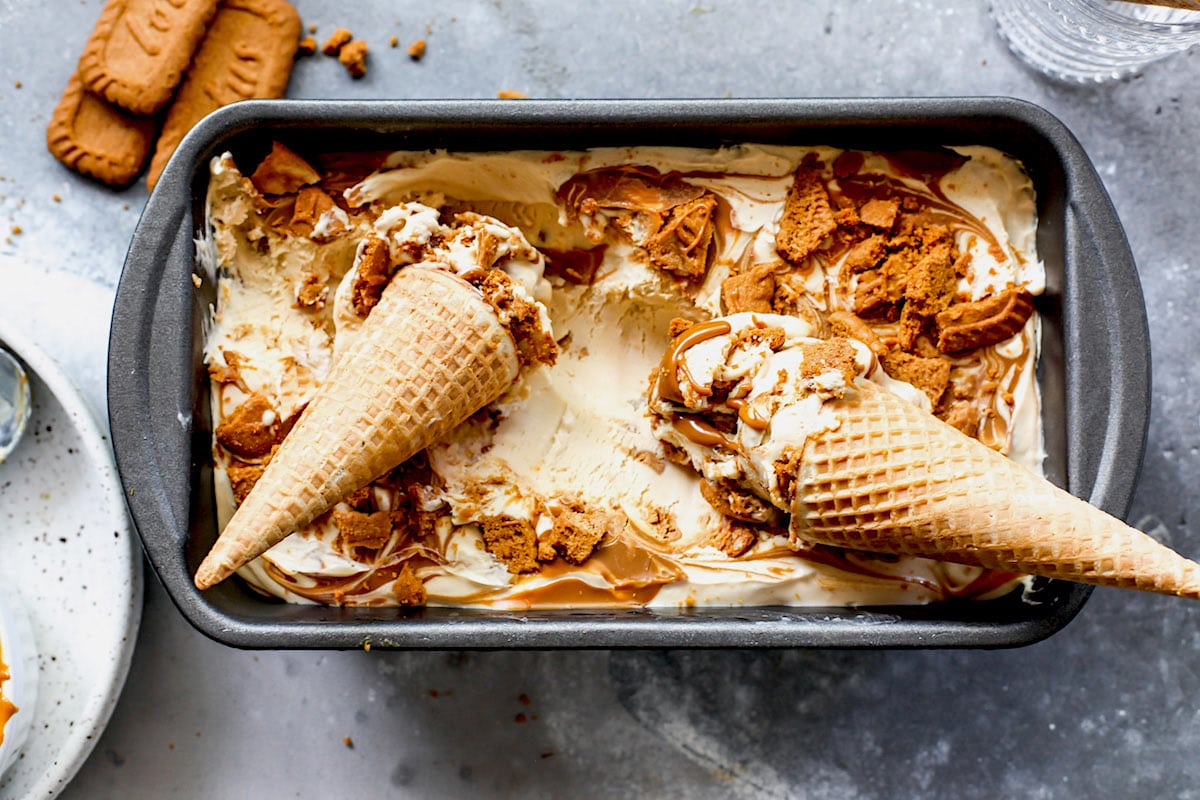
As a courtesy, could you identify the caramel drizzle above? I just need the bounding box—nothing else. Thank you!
[725,397,770,431]
[656,319,732,404]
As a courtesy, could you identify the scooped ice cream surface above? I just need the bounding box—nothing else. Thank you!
[202,142,1044,607]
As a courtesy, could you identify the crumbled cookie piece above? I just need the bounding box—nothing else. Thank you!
[797,338,859,384]
[721,263,776,314]
[633,450,666,474]
[936,287,1035,353]
[227,460,267,505]
[344,485,374,511]
[250,141,321,195]
[297,35,317,56]
[392,563,427,606]
[843,235,887,273]
[321,28,352,55]
[497,89,527,99]
[539,498,610,565]
[708,521,758,558]
[772,447,805,505]
[208,349,249,391]
[858,198,899,230]
[853,250,910,320]
[407,38,426,60]
[667,317,696,339]
[775,160,837,263]
[295,270,327,309]
[334,508,392,551]
[730,324,787,353]
[826,310,885,355]
[352,235,392,316]
[389,35,399,48]
[879,350,951,407]
[699,478,779,525]
[215,393,282,458]
[338,39,369,78]
[480,515,540,573]
[644,506,682,542]
[472,269,558,367]
[642,195,717,279]
[290,185,336,237]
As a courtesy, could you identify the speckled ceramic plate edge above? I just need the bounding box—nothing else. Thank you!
[0,316,143,800]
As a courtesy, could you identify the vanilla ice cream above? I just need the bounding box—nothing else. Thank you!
[202,141,1043,608]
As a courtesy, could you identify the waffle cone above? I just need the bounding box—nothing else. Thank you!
[791,381,1200,598]
[195,268,519,589]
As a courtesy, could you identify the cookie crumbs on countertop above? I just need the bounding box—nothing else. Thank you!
[497,89,527,99]
[308,23,316,33]
[343,736,354,748]
[52,194,61,202]
[296,35,317,56]
[407,38,426,60]
[389,35,399,47]
[10,225,21,235]
[321,28,353,56]
[338,40,369,78]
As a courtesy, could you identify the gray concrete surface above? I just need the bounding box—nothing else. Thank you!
[2,0,1200,797]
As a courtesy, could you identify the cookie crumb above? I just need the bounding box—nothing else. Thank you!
[322,28,353,55]
[10,225,22,235]
[407,38,426,60]
[14,81,21,89]
[343,736,354,748]
[296,35,317,56]
[393,563,427,606]
[339,39,369,78]
[389,35,399,47]
[497,89,527,99]
[52,194,61,202]
[308,23,317,33]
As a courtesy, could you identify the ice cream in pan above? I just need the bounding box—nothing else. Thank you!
[196,141,1200,605]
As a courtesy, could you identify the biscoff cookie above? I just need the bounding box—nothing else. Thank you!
[77,0,219,116]
[46,72,157,186]
[146,0,300,190]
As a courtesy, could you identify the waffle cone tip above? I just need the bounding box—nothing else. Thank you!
[195,268,522,590]
[794,381,1200,600]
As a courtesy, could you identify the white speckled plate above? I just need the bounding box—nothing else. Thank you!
[0,312,142,800]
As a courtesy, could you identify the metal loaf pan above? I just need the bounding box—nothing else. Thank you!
[108,98,1149,649]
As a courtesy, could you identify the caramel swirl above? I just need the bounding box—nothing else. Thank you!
[656,319,732,404]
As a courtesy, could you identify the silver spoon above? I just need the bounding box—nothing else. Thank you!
[0,345,31,463]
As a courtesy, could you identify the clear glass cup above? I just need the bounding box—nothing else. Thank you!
[989,0,1200,83]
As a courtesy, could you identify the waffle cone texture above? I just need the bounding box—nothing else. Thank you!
[195,268,520,589]
[791,381,1200,598]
